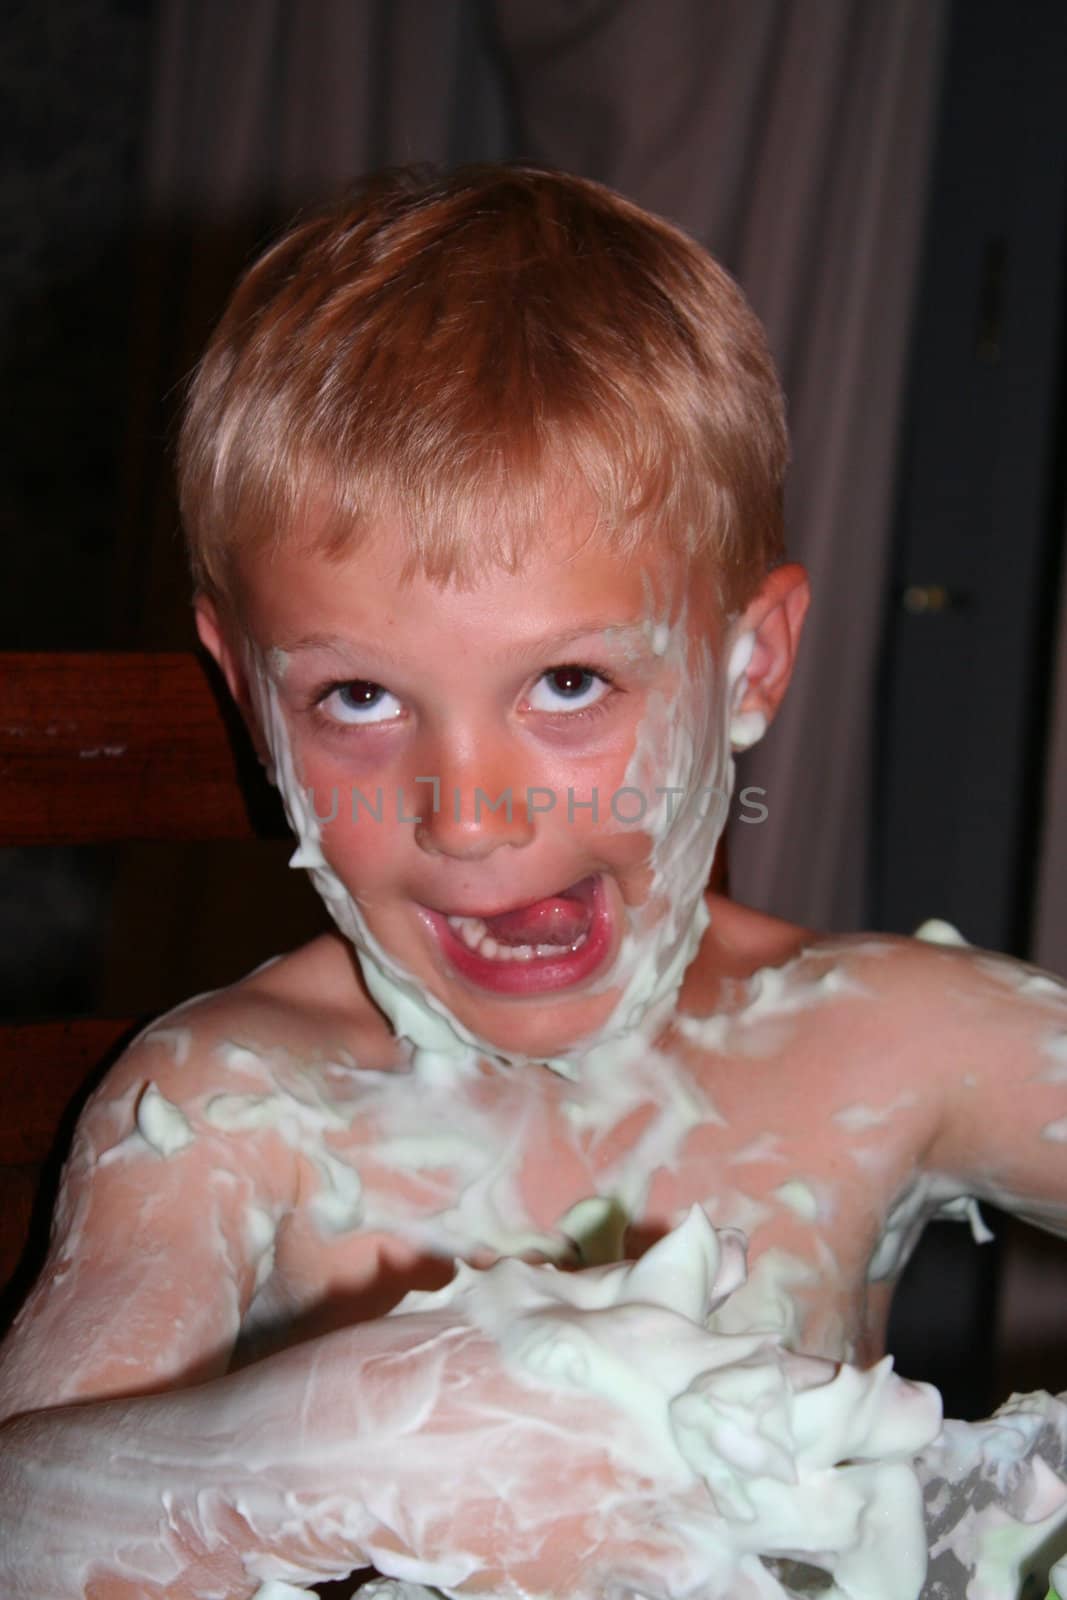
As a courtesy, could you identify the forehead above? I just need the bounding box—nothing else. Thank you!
[234,502,723,655]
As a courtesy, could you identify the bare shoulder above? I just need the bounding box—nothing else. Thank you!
[772,923,1067,1135]
[99,932,396,1103]
[715,896,1065,1005]
[68,930,401,1222]
[804,922,1067,1021]
[694,895,1067,1072]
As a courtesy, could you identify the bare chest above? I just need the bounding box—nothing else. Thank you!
[257,1032,932,1361]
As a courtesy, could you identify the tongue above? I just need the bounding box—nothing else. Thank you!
[483,883,594,948]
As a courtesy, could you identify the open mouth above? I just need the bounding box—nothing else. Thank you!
[421,874,613,996]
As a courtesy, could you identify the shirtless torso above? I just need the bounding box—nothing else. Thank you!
[4,894,1064,1426]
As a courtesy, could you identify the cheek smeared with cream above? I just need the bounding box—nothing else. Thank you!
[595,614,751,1050]
[244,606,754,1084]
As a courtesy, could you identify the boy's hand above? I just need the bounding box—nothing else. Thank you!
[256,1207,750,1596]
[361,1305,737,1599]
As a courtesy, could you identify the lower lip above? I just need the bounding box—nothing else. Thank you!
[422,877,614,996]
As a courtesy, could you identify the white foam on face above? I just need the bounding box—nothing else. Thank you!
[729,707,767,750]
[590,604,737,1053]
[244,596,751,1086]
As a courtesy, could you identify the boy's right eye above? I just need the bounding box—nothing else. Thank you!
[315,679,404,726]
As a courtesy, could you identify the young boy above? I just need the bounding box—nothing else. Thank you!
[1,164,1066,1599]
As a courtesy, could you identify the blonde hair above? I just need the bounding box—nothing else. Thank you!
[179,163,788,614]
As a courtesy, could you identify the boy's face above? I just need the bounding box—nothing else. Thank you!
[206,500,743,1061]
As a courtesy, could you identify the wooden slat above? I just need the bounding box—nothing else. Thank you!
[0,652,284,844]
[0,1018,135,1164]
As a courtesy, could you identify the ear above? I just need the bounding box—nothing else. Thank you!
[728,563,810,750]
[194,591,272,769]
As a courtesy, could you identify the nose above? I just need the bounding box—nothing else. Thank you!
[410,738,536,860]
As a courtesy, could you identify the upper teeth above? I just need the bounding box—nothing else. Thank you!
[445,913,587,962]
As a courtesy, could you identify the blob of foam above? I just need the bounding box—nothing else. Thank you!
[730,709,768,751]
[135,1083,195,1157]
[913,918,969,947]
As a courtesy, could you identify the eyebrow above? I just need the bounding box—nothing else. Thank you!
[276,619,655,665]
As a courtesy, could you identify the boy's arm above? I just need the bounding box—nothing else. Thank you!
[2,1187,808,1600]
[0,1030,301,1417]
[1,1303,720,1600]
[912,944,1067,1234]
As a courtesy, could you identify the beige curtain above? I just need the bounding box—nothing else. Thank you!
[104,0,947,1011]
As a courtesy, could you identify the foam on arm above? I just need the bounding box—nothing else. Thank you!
[0,1211,946,1600]
[0,1047,299,1417]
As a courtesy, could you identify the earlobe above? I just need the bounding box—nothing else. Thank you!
[728,563,810,750]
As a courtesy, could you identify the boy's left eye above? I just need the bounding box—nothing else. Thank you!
[527,665,611,714]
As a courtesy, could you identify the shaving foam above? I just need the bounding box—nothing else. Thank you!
[7,1207,1064,1599]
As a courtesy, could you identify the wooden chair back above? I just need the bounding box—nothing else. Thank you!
[0,651,283,1319]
